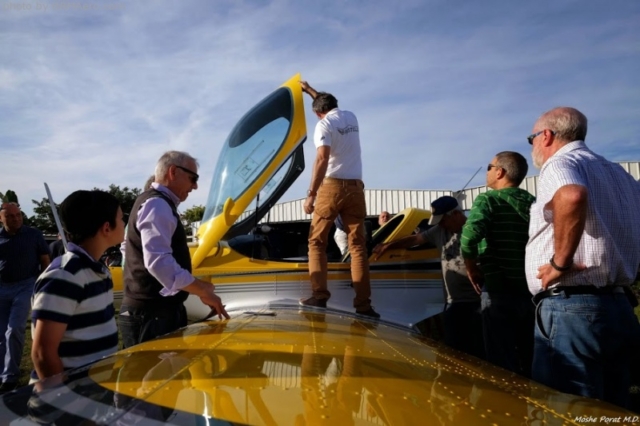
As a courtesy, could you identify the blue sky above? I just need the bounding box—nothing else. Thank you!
[1,0,639,218]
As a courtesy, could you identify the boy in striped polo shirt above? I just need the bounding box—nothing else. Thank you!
[31,190,124,382]
[461,151,535,378]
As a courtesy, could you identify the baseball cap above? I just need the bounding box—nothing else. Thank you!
[428,196,459,225]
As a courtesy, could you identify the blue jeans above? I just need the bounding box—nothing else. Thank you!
[533,291,640,408]
[481,292,535,377]
[443,301,485,359]
[0,277,35,384]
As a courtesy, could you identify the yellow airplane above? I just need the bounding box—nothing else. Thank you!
[0,309,635,424]
[2,76,632,424]
[111,73,447,328]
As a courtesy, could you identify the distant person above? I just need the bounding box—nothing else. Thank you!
[378,211,391,226]
[49,233,66,260]
[333,215,348,256]
[143,174,155,191]
[31,190,124,381]
[373,196,484,359]
[526,107,640,408]
[461,151,535,377]
[120,151,229,349]
[0,202,50,394]
[299,81,379,318]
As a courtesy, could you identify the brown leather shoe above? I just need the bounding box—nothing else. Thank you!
[299,296,327,308]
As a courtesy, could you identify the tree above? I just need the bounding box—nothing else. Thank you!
[28,184,143,234]
[97,184,142,216]
[181,205,205,236]
[1,189,18,204]
[30,197,58,234]
[182,205,205,224]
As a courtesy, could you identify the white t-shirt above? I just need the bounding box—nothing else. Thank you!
[313,108,363,180]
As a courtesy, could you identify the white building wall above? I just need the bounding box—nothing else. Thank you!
[199,161,639,225]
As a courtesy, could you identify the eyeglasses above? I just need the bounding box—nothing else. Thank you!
[174,165,199,184]
[527,129,556,145]
[487,164,500,171]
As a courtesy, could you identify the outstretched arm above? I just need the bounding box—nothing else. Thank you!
[373,233,426,260]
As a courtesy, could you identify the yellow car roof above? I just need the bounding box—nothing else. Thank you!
[63,308,632,425]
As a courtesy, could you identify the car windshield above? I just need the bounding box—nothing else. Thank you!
[202,87,293,223]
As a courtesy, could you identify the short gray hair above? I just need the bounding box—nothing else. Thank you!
[155,151,199,181]
[495,151,528,185]
[538,107,588,143]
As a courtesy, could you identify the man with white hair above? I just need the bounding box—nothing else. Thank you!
[120,151,228,348]
[526,107,640,408]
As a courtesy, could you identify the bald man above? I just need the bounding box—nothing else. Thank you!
[0,202,50,393]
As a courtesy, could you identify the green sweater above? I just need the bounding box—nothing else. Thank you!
[461,187,535,295]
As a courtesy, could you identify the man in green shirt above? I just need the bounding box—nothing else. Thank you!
[461,151,535,377]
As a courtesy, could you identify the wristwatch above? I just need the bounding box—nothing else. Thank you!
[307,190,317,197]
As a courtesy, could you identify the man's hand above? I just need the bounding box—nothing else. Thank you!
[372,243,388,261]
[186,279,230,319]
[464,259,483,294]
[299,81,318,99]
[304,195,315,214]
[199,288,230,320]
[536,262,586,290]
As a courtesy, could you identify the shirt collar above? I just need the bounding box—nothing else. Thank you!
[150,182,181,207]
[67,242,109,274]
[0,225,24,237]
[551,140,586,158]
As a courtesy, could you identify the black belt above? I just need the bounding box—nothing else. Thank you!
[533,285,625,305]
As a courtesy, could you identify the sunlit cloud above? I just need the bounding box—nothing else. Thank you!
[1,0,639,217]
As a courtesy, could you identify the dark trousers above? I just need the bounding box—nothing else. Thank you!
[481,292,535,377]
[118,303,187,349]
[443,301,485,360]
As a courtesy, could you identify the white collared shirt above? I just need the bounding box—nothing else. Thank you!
[525,140,640,294]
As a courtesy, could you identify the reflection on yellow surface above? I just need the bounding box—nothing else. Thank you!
[88,309,638,425]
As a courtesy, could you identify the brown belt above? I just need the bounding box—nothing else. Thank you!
[323,177,363,187]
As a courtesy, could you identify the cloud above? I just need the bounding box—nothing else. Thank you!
[1,0,639,218]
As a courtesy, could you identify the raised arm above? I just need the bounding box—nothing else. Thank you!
[300,81,319,100]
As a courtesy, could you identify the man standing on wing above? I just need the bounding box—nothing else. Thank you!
[526,107,640,408]
[120,151,229,349]
[299,81,379,318]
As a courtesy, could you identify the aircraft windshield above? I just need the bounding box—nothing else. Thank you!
[203,87,293,222]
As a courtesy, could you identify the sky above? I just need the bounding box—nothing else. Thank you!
[1,0,639,218]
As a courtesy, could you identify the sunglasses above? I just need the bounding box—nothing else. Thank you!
[527,129,556,145]
[487,164,500,171]
[175,165,199,184]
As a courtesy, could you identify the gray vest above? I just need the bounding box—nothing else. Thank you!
[122,189,190,309]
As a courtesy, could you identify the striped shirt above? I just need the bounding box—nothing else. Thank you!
[461,187,535,295]
[31,243,118,375]
[525,141,640,294]
[0,225,49,283]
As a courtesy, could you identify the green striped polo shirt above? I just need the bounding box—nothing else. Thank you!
[461,187,535,295]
